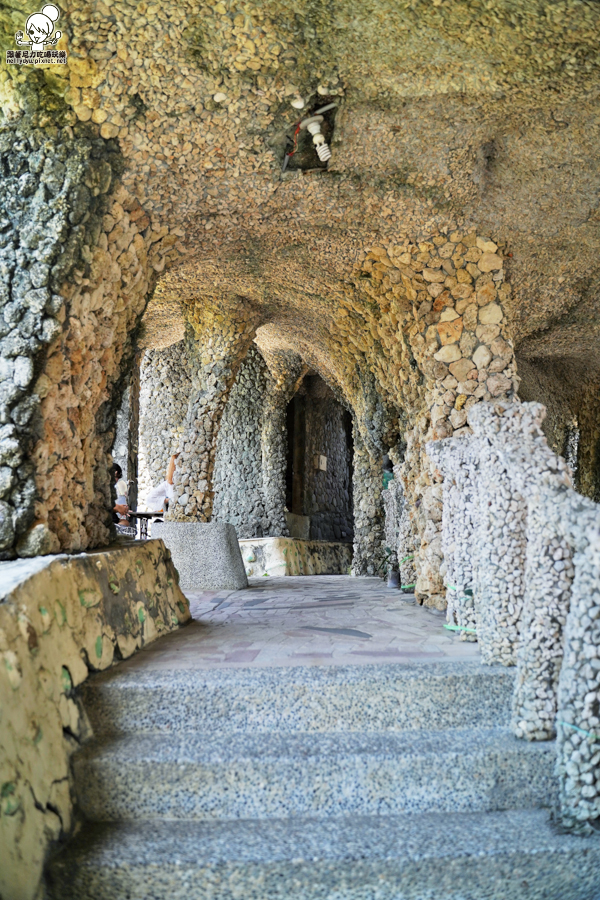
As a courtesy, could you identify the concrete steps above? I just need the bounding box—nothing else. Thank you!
[47,660,600,899]
[47,811,600,900]
[80,661,516,735]
[74,727,555,821]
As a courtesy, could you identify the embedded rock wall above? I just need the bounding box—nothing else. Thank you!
[0,115,183,559]
[0,540,190,900]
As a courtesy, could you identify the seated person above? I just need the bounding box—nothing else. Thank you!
[111,463,130,528]
[145,453,179,511]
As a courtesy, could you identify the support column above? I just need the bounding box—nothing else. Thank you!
[555,497,600,833]
[484,402,575,740]
[138,340,192,508]
[261,351,306,537]
[167,310,259,522]
[466,403,529,665]
[213,346,273,537]
[111,351,141,513]
[427,436,480,640]
[127,352,141,515]
[352,424,387,577]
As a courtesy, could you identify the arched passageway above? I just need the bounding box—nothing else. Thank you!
[4,5,600,895]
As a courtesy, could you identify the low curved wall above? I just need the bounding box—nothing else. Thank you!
[0,540,190,900]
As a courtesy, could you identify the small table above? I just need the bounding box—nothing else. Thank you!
[129,511,164,539]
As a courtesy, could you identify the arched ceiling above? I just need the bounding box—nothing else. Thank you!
[8,0,598,386]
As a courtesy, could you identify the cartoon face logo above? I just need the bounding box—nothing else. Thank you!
[15,4,62,51]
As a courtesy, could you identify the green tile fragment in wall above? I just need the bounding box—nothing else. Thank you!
[171,614,179,625]
[61,666,72,694]
[138,607,146,624]
[136,560,144,576]
[109,580,120,595]
[38,606,51,632]
[95,635,103,659]
[79,590,101,609]
[55,600,67,625]
[1,783,20,816]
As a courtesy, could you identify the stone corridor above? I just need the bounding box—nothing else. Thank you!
[119,576,479,670]
[3,0,600,897]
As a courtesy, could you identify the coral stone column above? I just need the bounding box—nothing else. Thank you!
[466,403,528,665]
[487,402,574,740]
[260,352,306,537]
[138,341,192,508]
[213,346,275,537]
[555,497,600,833]
[427,436,480,640]
[352,424,387,577]
[167,311,259,523]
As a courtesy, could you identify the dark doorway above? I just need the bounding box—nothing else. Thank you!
[286,393,307,515]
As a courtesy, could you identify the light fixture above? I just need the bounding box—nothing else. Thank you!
[300,114,331,162]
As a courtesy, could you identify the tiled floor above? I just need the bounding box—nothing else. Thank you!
[121,576,481,671]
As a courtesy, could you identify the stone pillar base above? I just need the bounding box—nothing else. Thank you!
[153,522,248,591]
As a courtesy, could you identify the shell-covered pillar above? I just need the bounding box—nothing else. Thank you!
[352,423,387,577]
[260,350,307,537]
[212,346,275,537]
[167,305,261,523]
[555,497,600,833]
[426,436,480,640]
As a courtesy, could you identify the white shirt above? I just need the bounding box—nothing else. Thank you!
[145,481,173,511]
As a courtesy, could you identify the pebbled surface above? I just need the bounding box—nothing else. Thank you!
[47,809,600,900]
[74,726,556,821]
[81,659,516,735]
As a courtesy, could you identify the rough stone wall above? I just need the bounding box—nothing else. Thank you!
[0,111,182,559]
[302,378,353,543]
[138,341,192,508]
[346,234,517,605]
[112,384,130,478]
[213,346,273,538]
[575,384,600,503]
[0,123,121,559]
[518,357,600,501]
[0,541,190,900]
[352,424,386,577]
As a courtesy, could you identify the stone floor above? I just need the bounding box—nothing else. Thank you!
[117,576,480,671]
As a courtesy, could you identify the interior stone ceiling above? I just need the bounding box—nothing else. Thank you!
[4,0,600,374]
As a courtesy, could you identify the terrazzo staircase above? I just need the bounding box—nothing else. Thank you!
[47,662,600,899]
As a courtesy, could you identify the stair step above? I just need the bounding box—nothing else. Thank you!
[81,661,515,735]
[46,809,600,900]
[74,727,555,821]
